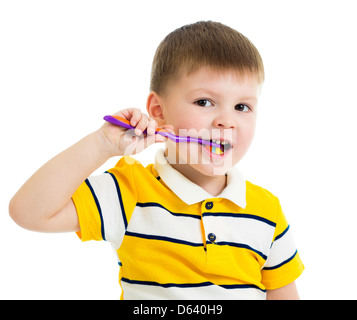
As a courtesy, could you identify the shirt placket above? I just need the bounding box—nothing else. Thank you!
[200,200,217,248]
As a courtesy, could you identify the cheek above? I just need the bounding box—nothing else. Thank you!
[174,118,205,134]
[244,125,256,143]
[247,121,257,142]
[165,105,204,130]
[237,122,256,152]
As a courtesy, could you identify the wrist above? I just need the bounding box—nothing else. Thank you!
[92,129,117,159]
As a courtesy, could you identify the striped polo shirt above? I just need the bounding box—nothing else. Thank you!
[72,149,304,300]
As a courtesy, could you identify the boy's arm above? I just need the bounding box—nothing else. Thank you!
[266,281,300,300]
[9,108,168,233]
[9,130,113,232]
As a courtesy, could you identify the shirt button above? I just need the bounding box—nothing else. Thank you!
[205,202,213,210]
[208,233,216,243]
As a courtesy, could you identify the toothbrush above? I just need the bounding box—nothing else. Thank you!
[103,115,220,148]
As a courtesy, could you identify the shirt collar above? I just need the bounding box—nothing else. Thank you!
[154,149,246,208]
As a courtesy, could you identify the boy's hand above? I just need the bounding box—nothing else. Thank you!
[99,108,173,157]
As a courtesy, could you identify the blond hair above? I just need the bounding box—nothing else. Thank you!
[150,21,264,94]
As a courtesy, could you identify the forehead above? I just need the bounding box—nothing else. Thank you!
[165,66,262,97]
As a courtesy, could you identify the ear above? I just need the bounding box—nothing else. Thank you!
[146,91,165,126]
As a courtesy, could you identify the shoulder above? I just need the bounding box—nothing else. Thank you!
[245,181,282,224]
[246,180,279,203]
[109,156,147,176]
[108,156,158,186]
[113,156,144,169]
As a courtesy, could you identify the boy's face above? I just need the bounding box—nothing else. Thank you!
[155,67,261,177]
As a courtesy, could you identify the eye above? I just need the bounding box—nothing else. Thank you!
[194,99,214,107]
[235,103,251,112]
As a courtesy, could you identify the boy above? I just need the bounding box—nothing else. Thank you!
[9,21,304,300]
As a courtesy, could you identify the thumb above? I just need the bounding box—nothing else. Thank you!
[161,124,175,133]
[156,124,175,143]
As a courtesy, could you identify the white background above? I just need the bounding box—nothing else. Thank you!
[1,0,356,300]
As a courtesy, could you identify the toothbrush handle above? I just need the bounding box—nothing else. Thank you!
[103,115,219,147]
[103,115,166,134]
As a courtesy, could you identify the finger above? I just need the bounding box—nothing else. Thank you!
[147,118,157,136]
[134,114,149,136]
[117,108,136,121]
[128,108,143,127]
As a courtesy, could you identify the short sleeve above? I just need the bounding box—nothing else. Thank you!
[72,156,138,249]
[261,198,304,290]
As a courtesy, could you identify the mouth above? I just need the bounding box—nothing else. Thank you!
[200,139,233,156]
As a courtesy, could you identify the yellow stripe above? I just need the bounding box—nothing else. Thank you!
[72,181,103,241]
[261,252,304,290]
[118,236,265,290]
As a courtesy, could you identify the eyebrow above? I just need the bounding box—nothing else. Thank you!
[187,88,217,96]
[239,96,258,103]
[188,88,258,103]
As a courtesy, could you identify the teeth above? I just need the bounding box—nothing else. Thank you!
[211,139,230,145]
[203,139,232,155]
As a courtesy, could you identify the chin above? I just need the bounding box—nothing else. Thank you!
[167,142,240,176]
[190,162,232,177]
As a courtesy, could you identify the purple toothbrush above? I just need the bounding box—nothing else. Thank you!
[103,115,220,148]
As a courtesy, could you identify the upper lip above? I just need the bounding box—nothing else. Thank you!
[203,137,234,148]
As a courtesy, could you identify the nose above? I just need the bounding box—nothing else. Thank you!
[212,113,236,129]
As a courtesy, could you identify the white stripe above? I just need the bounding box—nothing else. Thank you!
[87,174,126,248]
[263,227,297,269]
[127,205,203,245]
[121,281,265,300]
[202,215,275,258]
[127,205,276,257]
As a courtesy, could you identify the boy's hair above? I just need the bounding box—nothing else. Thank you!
[150,21,264,95]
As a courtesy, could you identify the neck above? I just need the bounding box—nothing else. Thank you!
[169,162,227,197]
